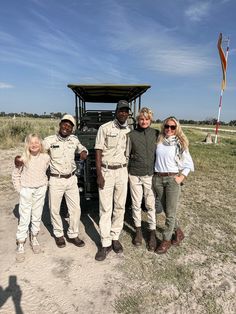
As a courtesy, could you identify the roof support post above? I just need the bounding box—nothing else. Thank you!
[133,98,136,118]
[75,94,79,129]
[138,96,141,111]
[79,97,82,126]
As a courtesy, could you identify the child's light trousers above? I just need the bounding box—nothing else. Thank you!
[16,185,47,242]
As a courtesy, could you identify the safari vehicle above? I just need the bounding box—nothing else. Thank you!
[67,83,151,200]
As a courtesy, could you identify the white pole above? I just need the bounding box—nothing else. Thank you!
[215,36,230,144]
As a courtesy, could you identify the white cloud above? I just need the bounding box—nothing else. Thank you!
[0,82,13,89]
[145,46,212,75]
[105,4,214,76]
[0,0,217,86]
[185,2,210,22]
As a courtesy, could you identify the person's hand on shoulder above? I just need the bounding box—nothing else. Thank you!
[14,155,23,168]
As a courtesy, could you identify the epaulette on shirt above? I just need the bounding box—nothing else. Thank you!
[70,135,79,142]
[44,134,57,141]
[71,135,79,140]
[100,121,113,128]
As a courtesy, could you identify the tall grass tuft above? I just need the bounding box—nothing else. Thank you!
[0,117,59,149]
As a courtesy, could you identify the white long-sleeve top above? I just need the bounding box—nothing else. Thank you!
[12,153,50,193]
[154,143,194,177]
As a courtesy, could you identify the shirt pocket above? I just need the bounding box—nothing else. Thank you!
[50,146,61,159]
[107,133,119,148]
[67,144,76,160]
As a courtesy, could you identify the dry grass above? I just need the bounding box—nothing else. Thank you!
[0,117,59,149]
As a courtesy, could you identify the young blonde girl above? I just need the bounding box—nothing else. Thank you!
[12,134,50,262]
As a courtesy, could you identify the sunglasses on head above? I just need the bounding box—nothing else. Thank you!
[164,124,176,130]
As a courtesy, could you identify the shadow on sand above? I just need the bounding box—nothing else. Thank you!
[41,192,101,247]
[12,190,161,250]
[0,275,24,314]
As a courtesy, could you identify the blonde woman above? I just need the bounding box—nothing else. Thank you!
[153,117,194,254]
[127,107,159,251]
[12,134,50,262]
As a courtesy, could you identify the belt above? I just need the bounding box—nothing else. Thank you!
[154,172,178,177]
[101,163,127,170]
[50,171,76,179]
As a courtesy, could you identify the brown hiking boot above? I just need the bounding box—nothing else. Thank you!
[132,227,142,246]
[55,236,66,248]
[112,240,123,253]
[171,228,185,246]
[95,246,112,261]
[67,237,85,247]
[147,230,157,252]
[155,240,171,254]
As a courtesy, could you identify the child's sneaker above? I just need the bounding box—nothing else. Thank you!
[30,235,41,254]
[16,242,25,263]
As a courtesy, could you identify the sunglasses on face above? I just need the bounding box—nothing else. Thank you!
[164,124,176,130]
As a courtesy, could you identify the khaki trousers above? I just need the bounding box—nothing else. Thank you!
[129,174,156,230]
[16,185,47,242]
[99,167,128,247]
[49,175,81,238]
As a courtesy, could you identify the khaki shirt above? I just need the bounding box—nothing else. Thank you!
[43,134,88,175]
[95,120,130,165]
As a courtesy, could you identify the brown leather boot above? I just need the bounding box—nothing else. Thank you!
[171,228,185,246]
[132,227,142,246]
[112,240,123,253]
[147,230,157,252]
[155,240,171,254]
[95,246,112,261]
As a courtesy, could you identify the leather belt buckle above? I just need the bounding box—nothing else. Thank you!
[154,172,178,177]
[101,163,127,170]
[50,171,75,178]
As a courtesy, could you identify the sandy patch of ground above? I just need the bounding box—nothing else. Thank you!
[0,148,123,314]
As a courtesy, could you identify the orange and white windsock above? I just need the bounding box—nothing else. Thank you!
[217,33,229,91]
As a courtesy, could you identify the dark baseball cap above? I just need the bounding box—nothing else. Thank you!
[116,100,131,111]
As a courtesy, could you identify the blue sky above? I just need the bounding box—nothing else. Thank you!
[0,0,235,122]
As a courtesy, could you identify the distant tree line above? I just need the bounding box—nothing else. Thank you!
[0,112,64,119]
[0,112,235,126]
[154,118,236,126]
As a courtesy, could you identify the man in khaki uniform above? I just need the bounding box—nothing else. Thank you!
[95,100,130,261]
[44,114,88,248]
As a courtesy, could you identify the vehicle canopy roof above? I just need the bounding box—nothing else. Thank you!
[67,83,151,129]
[67,83,151,103]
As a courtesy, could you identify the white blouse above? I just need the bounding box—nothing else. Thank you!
[154,143,194,177]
